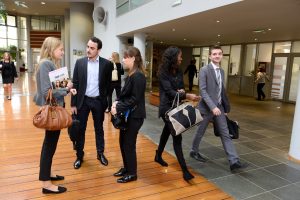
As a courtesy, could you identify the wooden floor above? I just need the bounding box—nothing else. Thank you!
[0,73,233,200]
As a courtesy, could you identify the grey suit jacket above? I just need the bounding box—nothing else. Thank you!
[198,63,230,114]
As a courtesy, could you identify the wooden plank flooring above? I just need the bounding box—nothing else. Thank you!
[0,73,233,200]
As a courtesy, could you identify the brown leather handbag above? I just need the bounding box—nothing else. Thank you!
[33,90,72,131]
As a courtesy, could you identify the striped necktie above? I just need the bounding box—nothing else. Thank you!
[216,68,222,104]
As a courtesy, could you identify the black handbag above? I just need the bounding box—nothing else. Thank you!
[68,114,80,149]
[213,116,239,139]
[111,109,130,130]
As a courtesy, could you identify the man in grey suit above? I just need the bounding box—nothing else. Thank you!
[190,45,247,172]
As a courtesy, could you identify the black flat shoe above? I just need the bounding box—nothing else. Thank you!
[117,174,137,183]
[50,175,64,181]
[230,161,249,172]
[42,186,67,194]
[74,158,83,169]
[183,170,195,182]
[97,153,108,166]
[113,168,127,177]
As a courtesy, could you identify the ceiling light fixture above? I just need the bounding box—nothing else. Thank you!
[217,34,221,37]
[14,1,28,8]
[268,28,272,31]
[183,38,187,41]
[253,29,265,33]
[216,20,220,23]
[254,38,258,41]
[41,2,46,5]
[172,28,175,32]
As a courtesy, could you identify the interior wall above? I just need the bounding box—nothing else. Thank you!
[69,2,94,76]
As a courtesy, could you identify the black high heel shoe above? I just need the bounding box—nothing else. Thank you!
[183,170,194,182]
[154,150,168,167]
[42,186,67,194]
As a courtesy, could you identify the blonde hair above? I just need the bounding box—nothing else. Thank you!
[2,52,11,62]
[111,52,120,63]
[36,37,63,71]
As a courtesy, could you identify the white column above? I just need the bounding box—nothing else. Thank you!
[289,74,300,162]
[133,33,146,61]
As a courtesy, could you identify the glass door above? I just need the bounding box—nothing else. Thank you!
[288,55,300,102]
[271,56,287,100]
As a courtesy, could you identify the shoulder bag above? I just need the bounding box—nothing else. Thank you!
[33,90,72,131]
[165,92,202,136]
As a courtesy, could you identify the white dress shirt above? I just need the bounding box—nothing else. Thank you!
[85,56,100,97]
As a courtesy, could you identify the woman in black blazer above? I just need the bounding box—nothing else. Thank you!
[111,46,146,183]
[155,46,200,181]
[0,52,18,100]
[106,52,124,112]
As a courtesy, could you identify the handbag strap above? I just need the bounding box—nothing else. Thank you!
[46,89,58,106]
[171,92,180,108]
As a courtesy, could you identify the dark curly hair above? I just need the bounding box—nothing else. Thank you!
[159,46,181,74]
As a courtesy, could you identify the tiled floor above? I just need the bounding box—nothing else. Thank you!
[140,95,300,200]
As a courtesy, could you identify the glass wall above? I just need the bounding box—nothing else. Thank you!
[292,41,300,53]
[243,44,257,76]
[0,15,18,60]
[274,42,291,53]
[117,0,153,16]
[30,16,60,31]
[229,45,241,75]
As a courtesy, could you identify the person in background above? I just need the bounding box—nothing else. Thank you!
[0,52,18,100]
[255,66,269,101]
[106,52,124,113]
[34,37,76,194]
[111,47,146,183]
[184,58,197,91]
[71,36,112,169]
[190,45,248,172]
[154,46,201,181]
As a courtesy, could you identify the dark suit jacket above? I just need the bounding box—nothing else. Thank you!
[116,71,146,119]
[158,70,186,118]
[71,56,113,110]
[198,63,230,114]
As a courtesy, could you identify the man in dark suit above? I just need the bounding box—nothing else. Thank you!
[71,37,113,169]
[190,45,247,172]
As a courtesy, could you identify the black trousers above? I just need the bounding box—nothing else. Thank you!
[157,118,188,171]
[257,83,265,100]
[39,130,60,181]
[188,76,194,91]
[119,117,144,175]
[107,82,121,110]
[76,96,105,159]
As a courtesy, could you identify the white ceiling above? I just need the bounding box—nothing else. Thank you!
[2,0,300,47]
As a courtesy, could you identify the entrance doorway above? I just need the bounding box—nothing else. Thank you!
[270,53,300,102]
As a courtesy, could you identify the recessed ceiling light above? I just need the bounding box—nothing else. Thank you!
[41,2,46,5]
[268,28,272,31]
[254,38,258,41]
[217,34,221,37]
[160,41,163,44]
[172,28,175,32]
[183,38,187,41]
[216,20,220,23]
[217,41,220,44]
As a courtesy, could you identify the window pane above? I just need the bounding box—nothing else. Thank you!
[193,48,200,55]
[31,18,40,30]
[20,17,27,28]
[221,45,230,54]
[258,43,272,62]
[19,28,27,40]
[201,47,209,67]
[116,1,129,16]
[7,27,17,39]
[292,41,300,53]
[8,39,18,50]
[46,21,55,30]
[7,15,16,26]
[274,42,291,53]
[289,57,300,101]
[229,45,241,75]
[131,0,152,9]
[243,44,257,76]
[0,38,7,48]
[0,25,7,38]
[0,15,5,25]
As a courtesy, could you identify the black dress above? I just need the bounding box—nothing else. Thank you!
[0,61,18,84]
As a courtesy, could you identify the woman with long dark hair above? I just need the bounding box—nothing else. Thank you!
[0,52,18,100]
[155,46,201,181]
[110,47,146,183]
